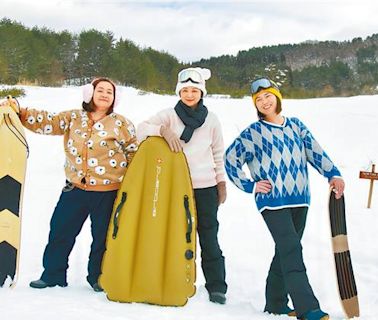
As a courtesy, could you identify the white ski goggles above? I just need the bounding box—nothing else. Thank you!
[178,69,203,84]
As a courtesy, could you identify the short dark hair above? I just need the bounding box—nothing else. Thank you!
[82,77,116,115]
[255,89,282,120]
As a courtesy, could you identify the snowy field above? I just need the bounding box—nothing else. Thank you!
[1,85,378,320]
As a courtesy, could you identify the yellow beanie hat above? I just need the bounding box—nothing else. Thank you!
[252,87,283,106]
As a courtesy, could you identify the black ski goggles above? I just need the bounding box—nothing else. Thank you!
[178,69,202,84]
[250,77,278,94]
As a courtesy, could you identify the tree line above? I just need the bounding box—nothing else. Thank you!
[0,18,181,94]
[1,18,378,98]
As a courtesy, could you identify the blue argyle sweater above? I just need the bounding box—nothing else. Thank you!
[224,117,341,212]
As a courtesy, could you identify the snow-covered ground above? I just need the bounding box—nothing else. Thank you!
[1,85,377,320]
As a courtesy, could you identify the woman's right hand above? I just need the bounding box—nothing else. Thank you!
[255,180,272,194]
[0,97,20,114]
[160,125,182,153]
[0,99,9,107]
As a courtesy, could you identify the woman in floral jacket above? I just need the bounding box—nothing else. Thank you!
[18,78,137,291]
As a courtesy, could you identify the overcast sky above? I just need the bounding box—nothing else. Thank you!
[2,0,378,62]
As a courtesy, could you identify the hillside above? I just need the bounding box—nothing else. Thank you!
[1,18,378,98]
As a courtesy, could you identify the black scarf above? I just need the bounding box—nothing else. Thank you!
[174,99,208,143]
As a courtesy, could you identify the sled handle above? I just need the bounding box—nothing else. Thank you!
[184,195,193,243]
[112,192,127,239]
[7,95,20,114]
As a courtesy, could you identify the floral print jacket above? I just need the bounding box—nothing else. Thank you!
[21,108,138,191]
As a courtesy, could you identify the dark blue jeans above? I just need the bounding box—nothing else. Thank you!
[262,207,320,318]
[195,186,227,294]
[40,186,117,286]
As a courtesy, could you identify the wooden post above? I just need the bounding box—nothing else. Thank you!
[359,164,377,208]
[368,164,375,208]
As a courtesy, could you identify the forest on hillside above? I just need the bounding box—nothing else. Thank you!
[1,18,378,98]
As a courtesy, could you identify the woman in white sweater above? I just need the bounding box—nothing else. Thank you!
[137,67,228,305]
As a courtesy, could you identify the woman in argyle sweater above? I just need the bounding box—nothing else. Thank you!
[224,77,344,320]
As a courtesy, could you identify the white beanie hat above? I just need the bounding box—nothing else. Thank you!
[82,78,120,108]
[175,67,211,97]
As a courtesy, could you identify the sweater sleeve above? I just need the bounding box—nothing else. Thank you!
[295,118,342,181]
[211,114,226,183]
[136,109,171,142]
[120,118,139,166]
[224,131,254,193]
[20,108,71,135]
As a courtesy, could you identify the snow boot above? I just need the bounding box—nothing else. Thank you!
[265,305,296,317]
[209,292,226,304]
[29,279,67,289]
[91,282,104,292]
[300,308,329,320]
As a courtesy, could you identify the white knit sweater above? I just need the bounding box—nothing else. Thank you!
[137,108,226,189]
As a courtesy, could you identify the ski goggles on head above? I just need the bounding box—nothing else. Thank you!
[250,77,278,94]
[178,69,203,84]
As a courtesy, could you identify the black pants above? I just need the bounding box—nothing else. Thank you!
[40,186,117,286]
[194,186,227,294]
[262,207,320,318]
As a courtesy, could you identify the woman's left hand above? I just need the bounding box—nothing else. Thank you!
[329,177,345,199]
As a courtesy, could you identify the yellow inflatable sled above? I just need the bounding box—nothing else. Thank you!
[0,97,28,287]
[99,136,197,306]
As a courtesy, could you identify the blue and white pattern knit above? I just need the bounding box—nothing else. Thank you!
[224,117,341,212]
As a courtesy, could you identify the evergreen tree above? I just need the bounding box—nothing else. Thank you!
[75,29,115,84]
[0,18,30,84]
[57,31,77,84]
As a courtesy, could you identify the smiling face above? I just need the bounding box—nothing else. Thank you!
[254,90,279,119]
[179,86,202,108]
[92,81,115,113]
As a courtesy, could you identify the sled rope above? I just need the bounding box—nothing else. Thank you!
[112,192,127,239]
[4,114,29,158]
[184,195,192,243]
[1,96,29,157]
